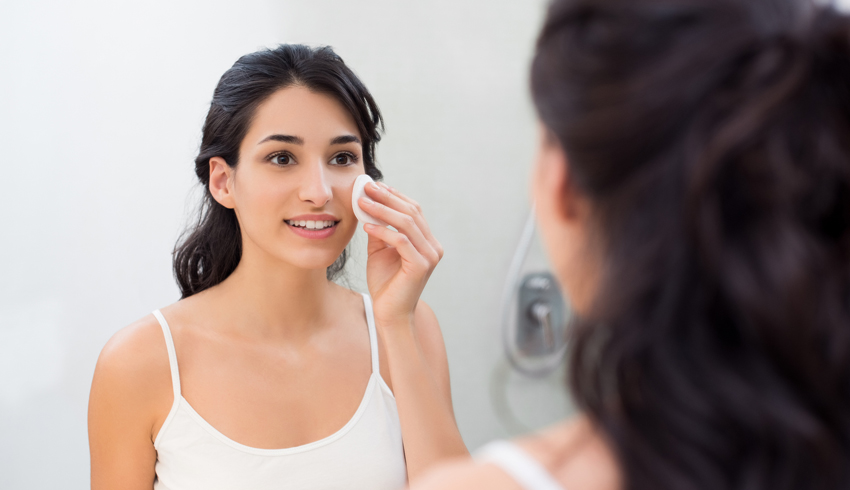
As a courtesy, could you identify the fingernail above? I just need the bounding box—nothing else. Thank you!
[368,182,380,191]
[361,197,375,205]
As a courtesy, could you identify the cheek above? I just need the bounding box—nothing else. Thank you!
[332,175,358,218]
[233,172,291,221]
[534,200,565,270]
[531,152,578,306]
[536,205,580,309]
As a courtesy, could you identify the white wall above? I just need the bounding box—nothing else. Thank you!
[0,1,568,488]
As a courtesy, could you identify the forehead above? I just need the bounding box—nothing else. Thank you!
[244,85,361,145]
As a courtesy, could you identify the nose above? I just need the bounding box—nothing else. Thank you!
[298,159,333,207]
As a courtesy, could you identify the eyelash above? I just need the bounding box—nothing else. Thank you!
[268,151,295,166]
[331,152,359,166]
[266,151,359,167]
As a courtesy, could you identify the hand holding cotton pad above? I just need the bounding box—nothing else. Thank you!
[352,174,389,226]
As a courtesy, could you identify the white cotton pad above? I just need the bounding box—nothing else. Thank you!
[351,174,389,226]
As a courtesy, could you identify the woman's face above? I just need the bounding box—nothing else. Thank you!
[532,123,600,316]
[211,85,365,272]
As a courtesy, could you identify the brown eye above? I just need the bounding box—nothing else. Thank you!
[332,153,357,166]
[271,154,292,166]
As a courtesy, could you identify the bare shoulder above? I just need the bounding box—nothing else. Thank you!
[95,313,171,386]
[89,313,174,486]
[410,457,522,490]
[414,417,621,490]
[517,417,622,490]
[90,312,174,432]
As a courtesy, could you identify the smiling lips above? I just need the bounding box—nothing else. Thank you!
[285,216,339,239]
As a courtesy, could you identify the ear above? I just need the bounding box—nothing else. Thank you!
[536,132,581,222]
[209,157,236,209]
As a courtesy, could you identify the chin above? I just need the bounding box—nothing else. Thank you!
[280,249,345,271]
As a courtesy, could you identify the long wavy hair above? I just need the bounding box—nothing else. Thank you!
[531,0,850,488]
[173,44,384,298]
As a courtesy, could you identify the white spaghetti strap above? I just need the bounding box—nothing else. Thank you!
[152,309,181,398]
[476,440,565,490]
[361,294,380,375]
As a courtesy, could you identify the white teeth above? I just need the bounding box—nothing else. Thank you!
[288,219,336,229]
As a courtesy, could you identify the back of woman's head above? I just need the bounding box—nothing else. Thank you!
[174,44,383,298]
[531,0,850,488]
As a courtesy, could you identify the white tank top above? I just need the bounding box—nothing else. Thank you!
[151,293,408,490]
[475,440,565,490]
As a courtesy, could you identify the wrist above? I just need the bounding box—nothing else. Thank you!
[375,317,416,341]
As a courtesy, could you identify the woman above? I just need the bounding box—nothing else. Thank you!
[416,0,850,489]
[88,45,467,489]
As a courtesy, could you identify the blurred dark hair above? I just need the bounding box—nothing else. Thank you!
[174,44,384,298]
[532,0,850,488]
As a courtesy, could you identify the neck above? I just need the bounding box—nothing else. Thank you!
[211,246,337,340]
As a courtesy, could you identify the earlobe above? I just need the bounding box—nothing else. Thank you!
[209,157,235,209]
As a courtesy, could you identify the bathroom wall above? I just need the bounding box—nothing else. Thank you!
[0,1,564,488]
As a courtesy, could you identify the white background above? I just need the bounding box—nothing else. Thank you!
[3,1,848,488]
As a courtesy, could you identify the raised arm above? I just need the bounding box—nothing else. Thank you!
[359,182,469,482]
[383,299,468,479]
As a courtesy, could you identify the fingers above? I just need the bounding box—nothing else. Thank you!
[363,183,444,260]
[379,184,444,259]
[368,183,431,234]
[363,223,431,274]
[360,195,438,263]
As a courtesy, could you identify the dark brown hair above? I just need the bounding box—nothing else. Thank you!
[173,44,383,298]
[531,0,850,488]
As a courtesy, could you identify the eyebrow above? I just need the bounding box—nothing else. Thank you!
[258,134,304,145]
[257,134,362,146]
[330,135,361,145]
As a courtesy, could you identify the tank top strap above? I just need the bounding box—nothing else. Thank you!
[475,440,565,490]
[360,293,380,375]
[152,309,182,398]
